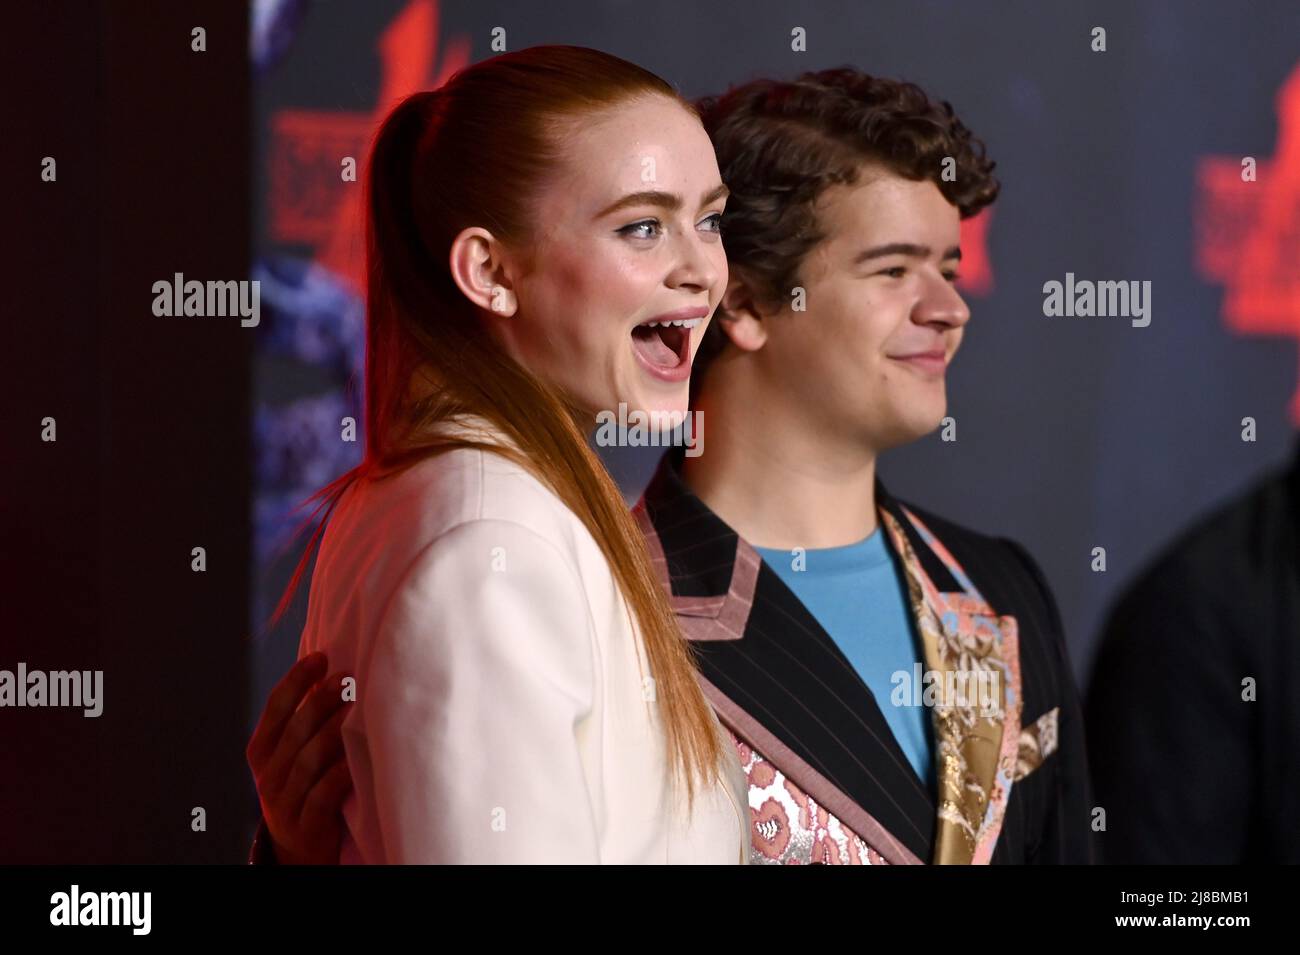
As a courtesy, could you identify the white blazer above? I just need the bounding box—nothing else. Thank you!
[297,420,749,863]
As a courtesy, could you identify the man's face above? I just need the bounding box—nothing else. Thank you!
[754,165,971,452]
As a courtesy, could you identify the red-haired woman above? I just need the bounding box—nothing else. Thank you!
[247,46,744,863]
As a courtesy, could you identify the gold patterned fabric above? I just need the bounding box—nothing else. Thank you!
[879,507,1023,865]
[1014,707,1060,781]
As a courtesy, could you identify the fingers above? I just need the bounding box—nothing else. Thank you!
[279,701,351,820]
[300,758,354,839]
[246,652,327,773]
[264,669,353,790]
[276,759,352,865]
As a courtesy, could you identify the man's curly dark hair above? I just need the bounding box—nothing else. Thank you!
[692,68,999,379]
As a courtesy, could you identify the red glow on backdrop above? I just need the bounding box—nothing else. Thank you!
[1196,62,1300,422]
[269,0,471,290]
[957,209,994,297]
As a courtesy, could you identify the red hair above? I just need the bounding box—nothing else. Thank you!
[272,47,726,802]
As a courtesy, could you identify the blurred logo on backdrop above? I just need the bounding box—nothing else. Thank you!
[1196,61,1300,423]
[251,0,469,624]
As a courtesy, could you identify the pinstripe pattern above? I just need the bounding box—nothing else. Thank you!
[638,450,1097,864]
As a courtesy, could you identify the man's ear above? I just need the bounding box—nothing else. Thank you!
[716,272,770,352]
[448,227,518,317]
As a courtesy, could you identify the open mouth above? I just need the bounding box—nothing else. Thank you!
[631,317,701,381]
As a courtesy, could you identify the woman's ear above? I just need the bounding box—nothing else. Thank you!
[448,227,518,317]
[716,273,769,352]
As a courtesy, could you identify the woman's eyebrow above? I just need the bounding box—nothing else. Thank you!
[596,183,729,219]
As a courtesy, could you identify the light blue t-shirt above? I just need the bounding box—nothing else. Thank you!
[754,528,935,793]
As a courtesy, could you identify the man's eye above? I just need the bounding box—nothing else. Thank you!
[618,219,661,239]
[943,271,960,283]
[881,266,907,278]
[699,212,723,234]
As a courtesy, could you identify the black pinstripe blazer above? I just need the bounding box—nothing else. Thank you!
[638,449,1097,864]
